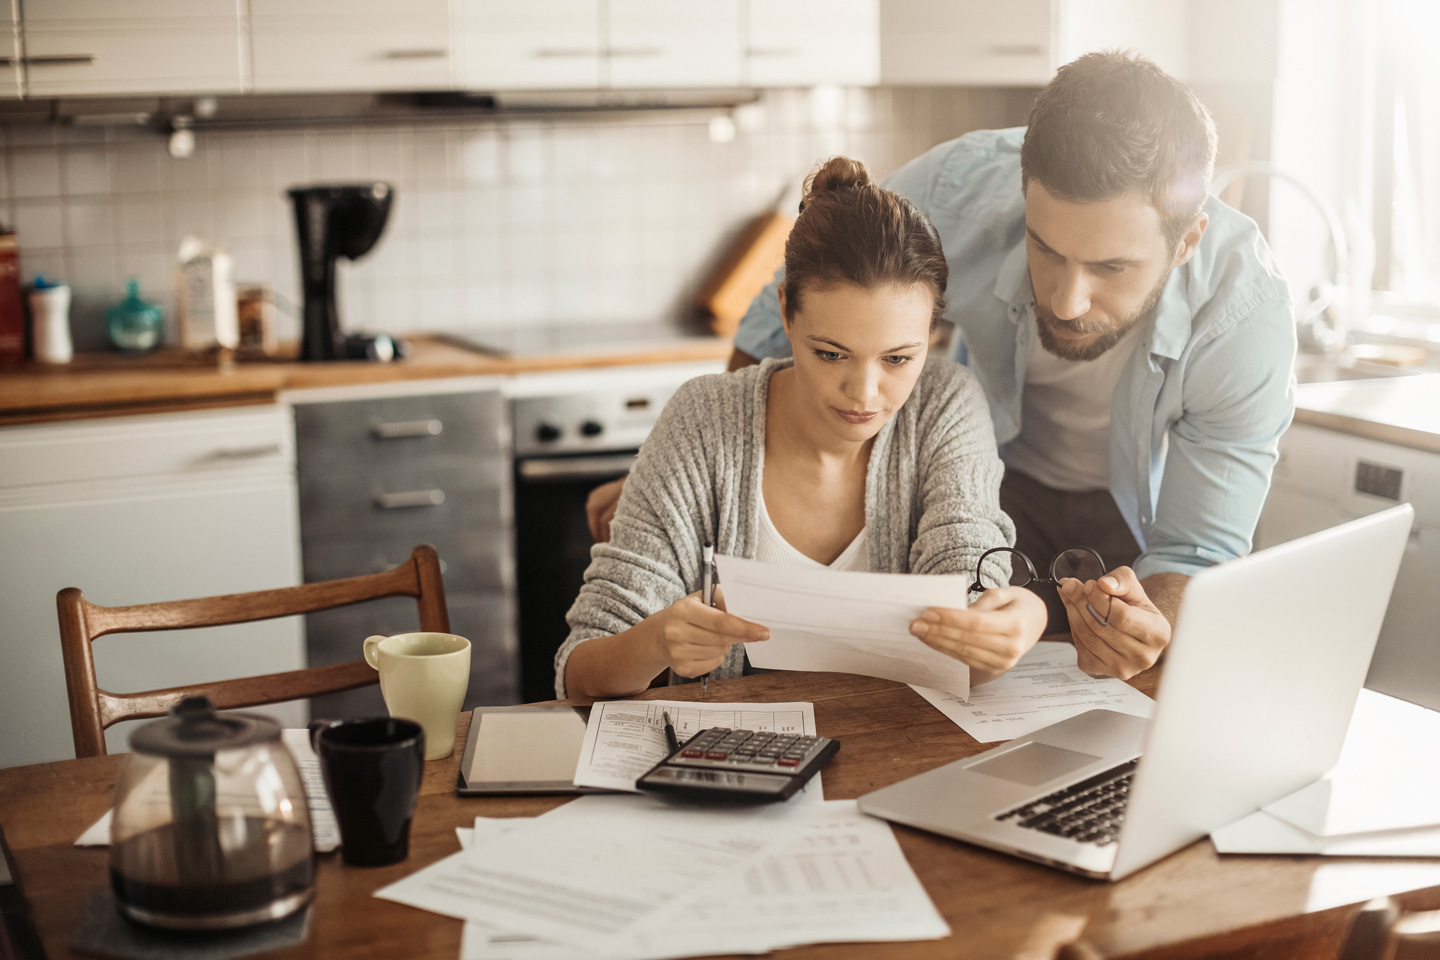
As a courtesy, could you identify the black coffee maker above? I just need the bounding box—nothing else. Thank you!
[288,183,399,362]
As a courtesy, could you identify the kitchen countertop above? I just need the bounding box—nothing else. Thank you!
[1295,373,1440,454]
[0,333,734,425]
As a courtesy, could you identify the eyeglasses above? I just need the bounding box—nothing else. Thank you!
[967,546,1113,627]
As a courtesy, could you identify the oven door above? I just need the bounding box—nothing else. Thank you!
[514,452,637,703]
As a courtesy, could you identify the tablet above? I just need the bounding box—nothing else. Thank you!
[456,705,595,795]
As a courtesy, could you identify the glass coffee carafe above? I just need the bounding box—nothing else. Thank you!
[110,697,315,930]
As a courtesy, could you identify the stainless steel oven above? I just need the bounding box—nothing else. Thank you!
[511,365,715,701]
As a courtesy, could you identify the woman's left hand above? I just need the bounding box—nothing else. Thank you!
[910,586,1048,685]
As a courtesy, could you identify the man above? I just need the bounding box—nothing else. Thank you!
[591,51,1295,681]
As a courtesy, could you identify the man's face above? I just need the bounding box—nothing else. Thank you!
[1023,181,1178,362]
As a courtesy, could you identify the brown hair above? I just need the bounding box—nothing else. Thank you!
[1020,50,1218,250]
[782,156,948,327]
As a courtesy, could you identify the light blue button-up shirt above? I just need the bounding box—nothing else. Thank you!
[735,128,1297,579]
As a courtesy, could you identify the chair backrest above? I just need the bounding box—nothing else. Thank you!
[57,544,450,758]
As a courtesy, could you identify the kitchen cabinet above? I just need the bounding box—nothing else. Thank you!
[1256,421,1440,712]
[0,4,20,98]
[19,0,246,97]
[459,0,603,91]
[292,383,519,718]
[0,405,306,769]
[606,0,741,89]
[250,0,455,94]
[744,0,879,88]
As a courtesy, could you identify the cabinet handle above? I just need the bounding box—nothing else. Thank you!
[382,49,448,60]
[746,47,802,58]
[533,48,600,59]
[24,55,98,66]
[988,44,1044,57]
[210,443,284,460]
[518,453,636,481]
[375,489,446,510]
[371,419,443,439]
[606,47,664,58]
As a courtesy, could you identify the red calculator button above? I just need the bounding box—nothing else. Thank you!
[705,751,729,760]
[681,749,703,758]
[777,757,800,767]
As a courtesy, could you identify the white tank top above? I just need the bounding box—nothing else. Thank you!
[755,488,869,571]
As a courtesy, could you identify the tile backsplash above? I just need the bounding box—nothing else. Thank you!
[0,86,1035,352]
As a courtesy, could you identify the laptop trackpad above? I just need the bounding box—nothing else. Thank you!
[968,742,1103,786]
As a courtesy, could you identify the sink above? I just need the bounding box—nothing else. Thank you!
[1293,352,1421,383]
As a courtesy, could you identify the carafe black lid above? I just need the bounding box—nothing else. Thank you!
[130,696,281,758]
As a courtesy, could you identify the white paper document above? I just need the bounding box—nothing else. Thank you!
[1213,690,1440,856]
[716,554,971,698]
[572,698,821,798]
[910,641,1155,743]
[456,801,948,960]
[75,728,340,853]
[375,793,797,952]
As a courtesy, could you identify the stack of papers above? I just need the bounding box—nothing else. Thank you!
[1213,690,1440,856]
[379,798,949,959]
[910,641,1155,743]
[716,554,972,698]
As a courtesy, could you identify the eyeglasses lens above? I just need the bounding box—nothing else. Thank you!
[1052,548,1104,584]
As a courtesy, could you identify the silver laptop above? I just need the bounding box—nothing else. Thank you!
[859,503,1415,880]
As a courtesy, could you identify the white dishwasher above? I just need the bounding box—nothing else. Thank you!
[1256,417,1440,711]
[0,405,307,768]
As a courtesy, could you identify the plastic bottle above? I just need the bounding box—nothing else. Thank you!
[107,277,165,353]
[30,275,72,364]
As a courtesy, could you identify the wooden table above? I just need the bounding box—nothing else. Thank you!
[5,668,1440,960]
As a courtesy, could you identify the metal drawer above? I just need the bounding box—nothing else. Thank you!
[301,534,511,595]
[294,390,503,473]
[298,462,505,543]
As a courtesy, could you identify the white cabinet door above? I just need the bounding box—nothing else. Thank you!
[881,0,1054,86]
[251,0,455,93]
[21,0,245,96]
[745,0,879,87]
[0,407,306,769]
[606,0,741,89]
[460,0,603,91]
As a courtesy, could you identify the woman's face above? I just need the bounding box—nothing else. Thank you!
[781,281,934,446]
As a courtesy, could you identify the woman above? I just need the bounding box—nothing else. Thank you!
[557,157,1046,699]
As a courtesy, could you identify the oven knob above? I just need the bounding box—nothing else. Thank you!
[580,420,604,438]
[536,423,561,443]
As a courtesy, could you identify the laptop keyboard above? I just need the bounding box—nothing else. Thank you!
[994,758,1138,846]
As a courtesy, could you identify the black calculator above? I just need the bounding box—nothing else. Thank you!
[636,727,839,802]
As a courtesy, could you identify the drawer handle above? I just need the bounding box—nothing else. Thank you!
[747,47,802,58]
[988,44,1043,57]
[375,489,446,510]
[382,48,448,60]
[24,54,98,66]
[210,443,284,460]
[372,419,443,439]
[534,48,600,59]
[606,47,664,58]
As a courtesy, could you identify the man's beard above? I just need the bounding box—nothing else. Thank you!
[1035,270,1169,362]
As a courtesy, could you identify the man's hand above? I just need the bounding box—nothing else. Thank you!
[585,477,627,542]
[910,586,1048,685]
[1057,567,1172,680]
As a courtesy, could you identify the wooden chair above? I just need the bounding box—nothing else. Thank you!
[57,544,449,758]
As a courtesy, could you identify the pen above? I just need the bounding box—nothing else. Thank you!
[662,710,680,754]
[701,543,715,698]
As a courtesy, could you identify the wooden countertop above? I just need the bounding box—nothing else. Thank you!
[1295,373,1440,455]
[0,334,733,426]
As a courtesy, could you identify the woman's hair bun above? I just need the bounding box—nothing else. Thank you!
[800,156,871,210]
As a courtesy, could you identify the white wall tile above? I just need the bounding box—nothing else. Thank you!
[110,143,167,194]
[65,200,115,247]
[11,150,61,199]
[118,195,170,245]
[62,148,111,196]
[12,200,66,248]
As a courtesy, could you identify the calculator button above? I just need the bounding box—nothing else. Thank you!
[705,750,729,760]
[777,758,800,767]
[681,749,703,758]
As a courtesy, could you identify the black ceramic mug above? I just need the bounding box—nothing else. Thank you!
[309,717,425,867]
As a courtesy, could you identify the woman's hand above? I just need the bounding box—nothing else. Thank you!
[909,586,1048,684]
[651,589,769,678]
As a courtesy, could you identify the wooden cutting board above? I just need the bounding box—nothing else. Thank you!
[696,211,793,338]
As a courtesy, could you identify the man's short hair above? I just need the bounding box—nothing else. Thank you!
[1020,50,1218,250]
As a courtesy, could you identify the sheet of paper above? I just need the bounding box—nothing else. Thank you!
[76,729,340,852]
[910,641,1155,743]
[374,793,798,951]
[1213,690,1440,855]
[716,554,970,697]
[460,801,948,960]
[572,698,821,800]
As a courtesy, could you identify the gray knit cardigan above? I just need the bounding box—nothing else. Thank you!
[554,356,1015,698]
